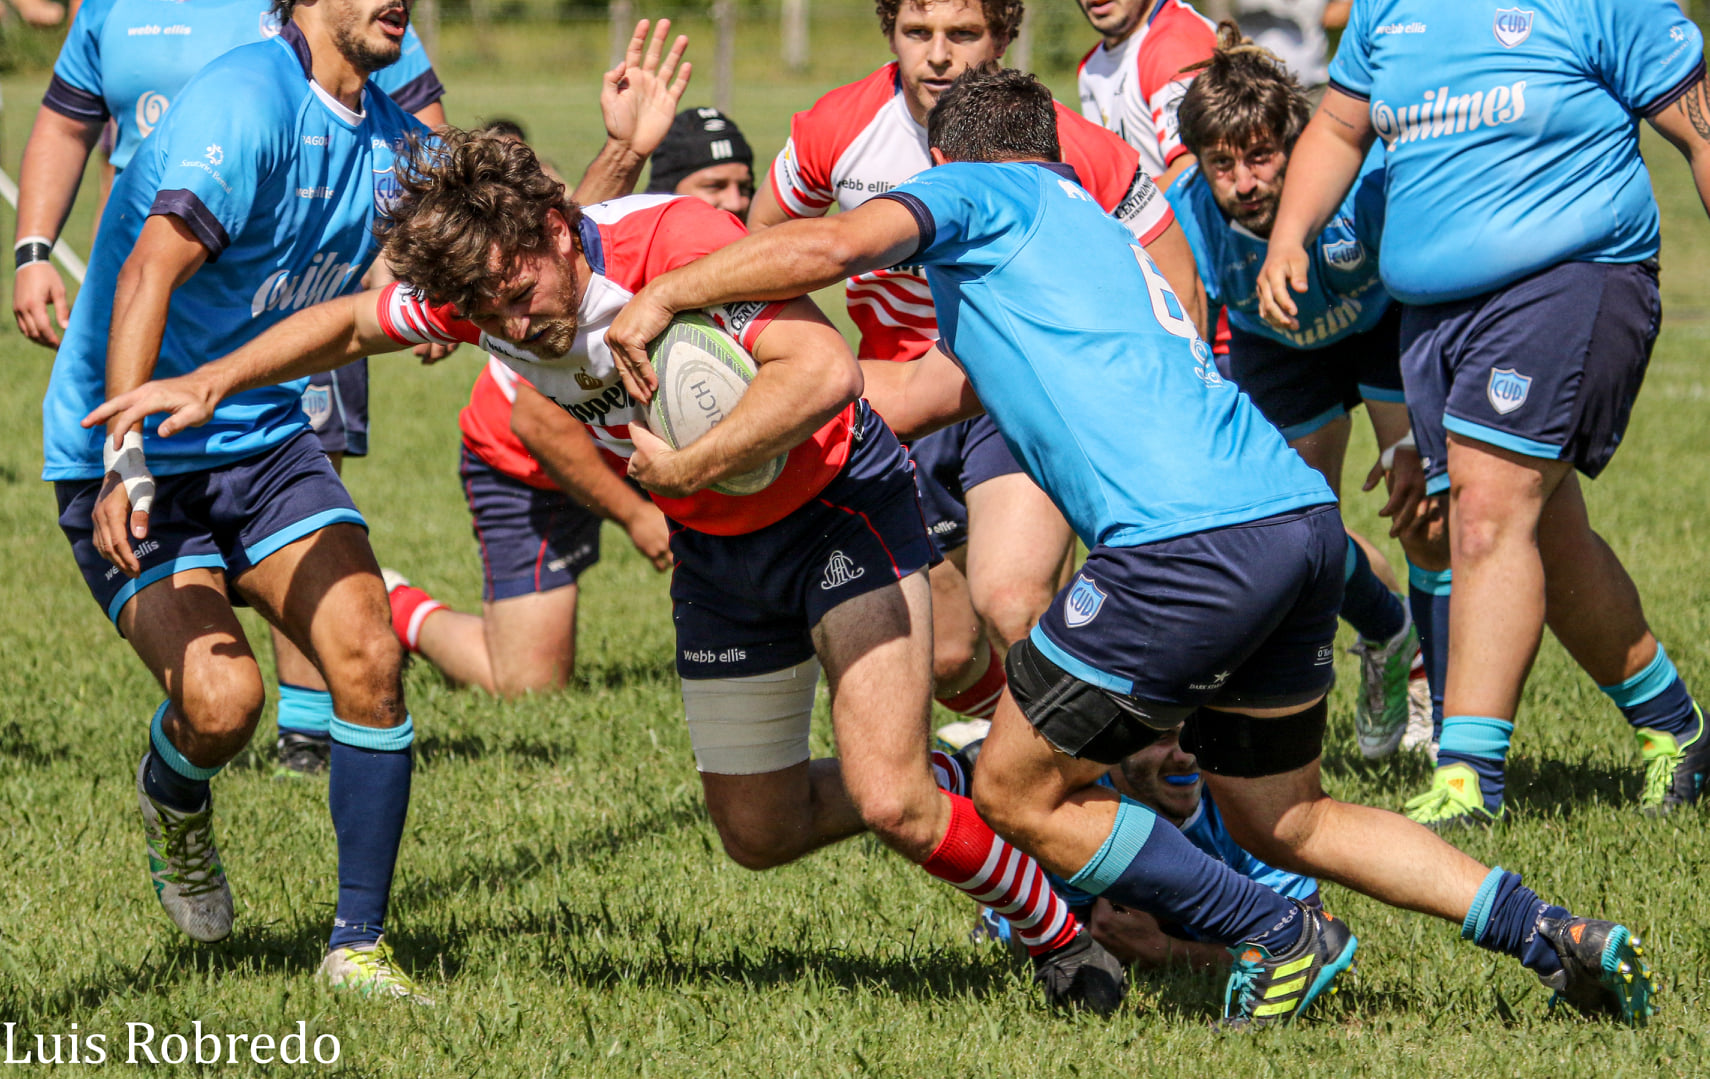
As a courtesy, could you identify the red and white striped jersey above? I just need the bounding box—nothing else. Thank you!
[382,194,856,536]
[1077,0,1217,178]
[457,357,562,491]
[768,62,1174,362]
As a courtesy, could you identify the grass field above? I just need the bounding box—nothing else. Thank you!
[2,26,1710,1076]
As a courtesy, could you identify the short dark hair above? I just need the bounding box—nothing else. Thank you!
[271,0,294,25]
[927,66,1060,164]
[874,0,1024,50]
[1175,21,1311,158]
[478,118,530,142]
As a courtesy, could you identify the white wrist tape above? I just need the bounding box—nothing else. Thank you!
[1379,431,1417,472]
[103,430,155,516]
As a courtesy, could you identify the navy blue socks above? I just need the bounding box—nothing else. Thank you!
[143,701,219,811]
[1435,716,1512,811]
[1462,867,1568,979]
[327,716,415,950]
[1600,644,1700,742]
[1407,563,1450,742]
[1342,537,1407,644]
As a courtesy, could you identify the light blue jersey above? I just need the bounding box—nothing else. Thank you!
[1167,144,1390,349]
[45,0,440,172]
[1329,0,1704,305]
[42,26,427,481]
[880,161,1331,549]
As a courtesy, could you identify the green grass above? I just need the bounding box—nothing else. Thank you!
[3,37,1710,1077]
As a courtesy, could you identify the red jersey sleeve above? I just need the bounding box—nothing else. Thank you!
[1057,105,1175,246]
[375,282,483,348]
[1135,5,1217,168]
[768,64,899,219]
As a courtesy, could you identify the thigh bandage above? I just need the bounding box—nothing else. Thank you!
[681,659,822,775]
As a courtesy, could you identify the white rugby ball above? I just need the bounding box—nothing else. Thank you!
[646,310,786,497]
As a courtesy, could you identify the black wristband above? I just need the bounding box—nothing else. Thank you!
[14,241,52,270]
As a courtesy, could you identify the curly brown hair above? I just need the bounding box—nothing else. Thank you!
[1175,21,1311,159]
[874,0,1025,50]
[374,128,581,315]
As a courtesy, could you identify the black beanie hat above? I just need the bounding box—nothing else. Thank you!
[646,107,755,194]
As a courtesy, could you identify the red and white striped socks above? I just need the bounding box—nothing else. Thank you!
[386,581,445,653]
[920,790,1079,956]
[935,643,1007,719]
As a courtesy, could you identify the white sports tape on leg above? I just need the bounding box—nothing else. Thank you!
[102,430,155,516]
[681,658,823,775]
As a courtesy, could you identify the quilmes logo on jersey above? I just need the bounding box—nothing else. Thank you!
[1487,368,1532,414]
[251,251,360,317]
[1371,81,1527,148]
[1064,575,1108,628]
[820,550,866,590]
[1492,8,1534,48]
[135,91,169,138]
[1321,238,1365,271]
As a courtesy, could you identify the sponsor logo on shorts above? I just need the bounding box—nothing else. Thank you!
[1188,670,1232,692]
[301,384,333,429]
[820,550,866,590]
[545,544,596,573]
[682,647,749,664]
[1492,7,1534,48]
[1064,575,1107,628]
[1487,367,1532,415]
[1316,645,1335,666]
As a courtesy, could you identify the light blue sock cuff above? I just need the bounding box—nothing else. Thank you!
[330,714,415,752]
[1065,795,1157,897]
[276,683,334,736]
[1407,563,1453,596]
[1439,715,1514,760]
[1461,865,1506,941]
[1343,536,1360,583]
[1598,645,1678,709]
[149,701,224,781]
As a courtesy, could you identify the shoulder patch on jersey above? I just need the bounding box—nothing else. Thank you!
[1492,8,1534,48]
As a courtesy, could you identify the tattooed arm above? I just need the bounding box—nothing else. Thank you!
[1650,73,1710,219]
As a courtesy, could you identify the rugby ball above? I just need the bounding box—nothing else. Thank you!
[646,310,786,497]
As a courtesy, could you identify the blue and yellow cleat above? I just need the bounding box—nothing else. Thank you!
[1222,902,1357,1028]
[1403,763,1505,831]
[1635,704,1709,814]
[1537,917,1657,1025]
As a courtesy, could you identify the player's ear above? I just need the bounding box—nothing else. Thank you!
[547,209,575,257]
[929,146,950,167]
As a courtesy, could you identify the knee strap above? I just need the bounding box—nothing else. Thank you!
[1183,698,1327,778]
[681,660,821,775]
[1005,637,1187,765]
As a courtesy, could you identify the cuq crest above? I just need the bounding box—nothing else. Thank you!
[1492,7,1534,48]
[1064,575,1108,628]
[1321,238,1365,271]
[301,384,333,429]
[1487,367,1532,415]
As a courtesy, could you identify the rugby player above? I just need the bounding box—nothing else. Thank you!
[44,0,438,997]
[87,128,1132,1014]
[644,106,754,218]
[604,66,1658,1026]
[15,0,450,774]
[752,0,1205,742]
[1259,0,1710,824]
[1166,27,1437,760]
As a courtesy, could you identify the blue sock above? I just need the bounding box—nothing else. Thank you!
[143,701,220,811]
[1068,796,1304,953]
[327,715,415,950]
[1599,644,1701,742]
[1462,867,1568,979]
[1342,537,1407,643]
[1437,715,1512,810]
[1407,563,1451,742]
[277,683,334,738]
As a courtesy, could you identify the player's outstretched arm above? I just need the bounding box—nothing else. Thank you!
[13,104,104,347]
[625,297,862,498]
[510,381,672,571]
[572,19,691,206]
[607,198,922,402]
[1257,88,1373,330]
[1649,74,1710,220]
[859,344,983,441]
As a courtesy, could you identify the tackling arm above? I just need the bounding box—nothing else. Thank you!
[859,344,984,441]
[13,105,104,347]
[1648,74,1710,220]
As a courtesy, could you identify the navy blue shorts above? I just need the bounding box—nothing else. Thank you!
[1228,304,1405,441]
[303,359,369,457]
[1030,504,1343,712]
[55,430,365,626]
[671,401,939,678]
[907,414,1027,553]
[1401,260,1661,495]
[460,445,601,602]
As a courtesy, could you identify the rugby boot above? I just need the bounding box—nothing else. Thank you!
[1350,616,1418,759]
[1403,763,1504,831]
[274,730,332,777]
[1400,656,1436,760]
[1032,925,1126,1016]
[318,937,434,1004]
[1222,903,1356,1028]
[136,755,233,942]
[1635,704,1709,814]
[1536,916,1656,1025]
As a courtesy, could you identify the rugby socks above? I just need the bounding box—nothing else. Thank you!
[920,792,1080,956]
[143,701,219,812]
[1600,643,1701,742]
[1342,536,1408,644]
[1436,716,1512,811]
[1067,794,1303,954]
[1462,867,1568,980]
[387,583,445,653]
[935,643,1007,720]
[327,715,414,950]
[276,683,334,738]
[929,749,970,798]
[1408,563,1452,742]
